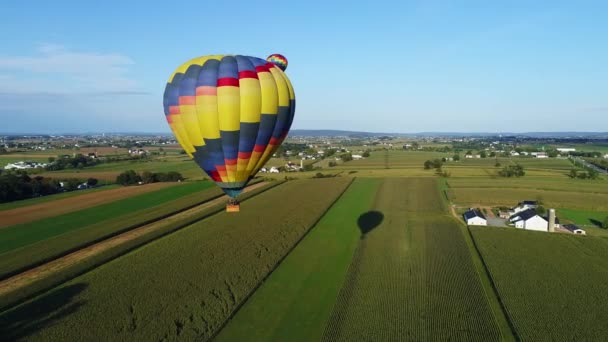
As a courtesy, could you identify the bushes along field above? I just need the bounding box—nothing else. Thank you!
[216,178,381,342]
[322,178,501,341]
[471,227,608,340]
[0,178,351,341]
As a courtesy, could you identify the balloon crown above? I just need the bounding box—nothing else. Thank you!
[266,54,288,71]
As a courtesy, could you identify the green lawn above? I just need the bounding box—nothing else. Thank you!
[0,181,215,255]
[557,208,607,227]
[0,185,121,211]
[216,178,381,342]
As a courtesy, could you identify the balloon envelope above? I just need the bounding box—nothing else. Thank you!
[163,55,296,197]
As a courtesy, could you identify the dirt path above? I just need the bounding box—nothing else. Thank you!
[0,182,268,298]
[0,183,176,228]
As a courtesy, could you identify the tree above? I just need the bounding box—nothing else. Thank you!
[495,161,501,167]
[340,153,353,162]
[141,171,156,184]
[588,168,599,180]
[466,150,473,155]
[424,160,433,170]
[362,151,370,158]
[569,169,578,178]
[480,151,487,158]
[453,154,460,161]
[489,152,496,157]
[86,178,98,187]
[412,142,420,150]
[536,205,546,216]
[48,157,56,163]
[328,161,337,167]
[116,170,141,186]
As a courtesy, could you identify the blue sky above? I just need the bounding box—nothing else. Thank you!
[0,0,607,133]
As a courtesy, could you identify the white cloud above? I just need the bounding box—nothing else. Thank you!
[0,44,143,95]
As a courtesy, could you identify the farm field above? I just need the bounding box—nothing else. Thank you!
[0,182,177,227]
[448,177,608,194]
[216,178,381,342]
[0,182,226,280]
[0,181,214,254]
[322,178,501,341]
[471,227,608,340]
[448,187,608,211]
[0,178,351,341]
[0,185,120,211]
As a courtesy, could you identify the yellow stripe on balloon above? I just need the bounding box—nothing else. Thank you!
[169,117,195,156]
[168,55,224,83]
[217,86,240,131]
[180,103,204,147]
[196,88,221,140]
[259,71,278,115]
[269,68,290,107]
[239,78,261,123]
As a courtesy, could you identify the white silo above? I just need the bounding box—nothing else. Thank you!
[548,209,556,232]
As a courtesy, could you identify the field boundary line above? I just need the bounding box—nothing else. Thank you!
[0,180,281,312]
[209,177,355,342]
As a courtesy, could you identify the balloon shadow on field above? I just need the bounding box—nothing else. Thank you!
[0,283,88,340]
[357,211,384,239]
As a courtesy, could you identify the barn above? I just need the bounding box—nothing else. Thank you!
[463,209,487,226]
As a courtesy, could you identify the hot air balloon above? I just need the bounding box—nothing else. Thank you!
[163,54,295,212]
[266,54,288,71]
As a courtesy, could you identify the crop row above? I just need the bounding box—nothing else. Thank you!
[471,227,608,341]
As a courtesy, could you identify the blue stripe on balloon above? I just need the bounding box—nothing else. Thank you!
[179,64,201,96]
[197,59,220,87]
[218,56,238,79]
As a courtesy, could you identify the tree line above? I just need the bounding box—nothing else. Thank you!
[0,171,98,203]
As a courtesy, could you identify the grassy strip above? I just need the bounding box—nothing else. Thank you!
[321,178,501,341]
[0,178,349,341]
[0,180,282,313]
[0,185,121,211]
[216,178,379,342]
[0,181,215,254]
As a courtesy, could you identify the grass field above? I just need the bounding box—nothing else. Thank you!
[0,185,121,211]
[322,178,501,341]
[0,178,351,341]
[471,227,608,340]
[0,181,215,255]
[216,178,381,342]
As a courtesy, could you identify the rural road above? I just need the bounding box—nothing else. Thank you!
[0,182,268,298]
[0,182,176,228]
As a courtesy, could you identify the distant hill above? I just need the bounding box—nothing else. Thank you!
[289,130,608,139]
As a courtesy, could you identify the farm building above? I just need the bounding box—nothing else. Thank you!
[510,200,538,215]
[557,148,576,153]
[563,224,586,235]
[463,209,487,226]
[509,208,559,232]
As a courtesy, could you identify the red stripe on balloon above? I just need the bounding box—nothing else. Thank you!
[238,151,252,159]
[269,137,280,145]
[209,171,222,182]
[217,77,239,87]
[253,144,266,152]
[179,96,196,105]
[266,62,278,69]
[255,65,270,73]
[225,158,237,166]
[166,115,173,123]
[239,70,258,79]
[169,106,180,115]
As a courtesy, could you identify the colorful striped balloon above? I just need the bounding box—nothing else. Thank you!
[163,55,296,198]
[266,54,288,71]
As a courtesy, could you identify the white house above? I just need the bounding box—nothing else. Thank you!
[463,209,487,226]
[535,152,548,159]
[510,209,548,231]
[557,148,576,153]
[510,151,520,156]
[563,224,586,235]
[352,154,363,160]
[603,154,608,159]
[269,166,280,173]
